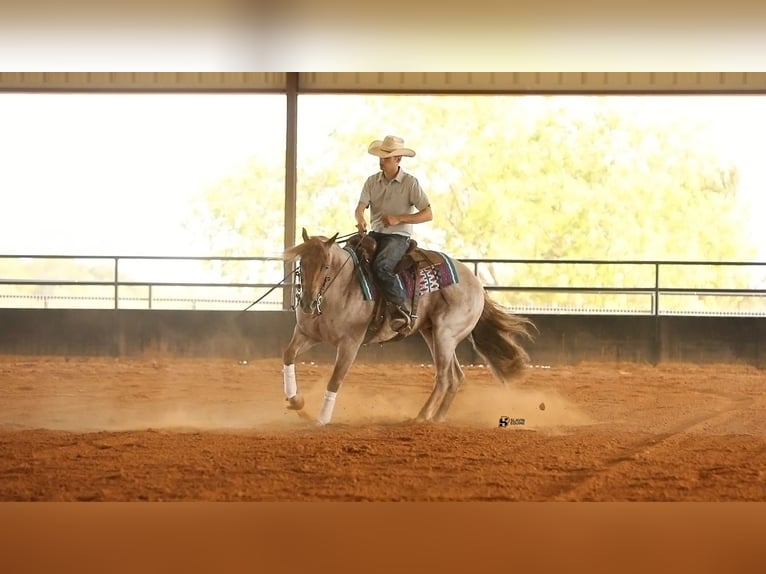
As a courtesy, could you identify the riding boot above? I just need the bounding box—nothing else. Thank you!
[388,303,412,334]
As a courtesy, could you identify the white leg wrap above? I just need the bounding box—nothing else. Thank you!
[317,390,337,425]
[283,364,297,398]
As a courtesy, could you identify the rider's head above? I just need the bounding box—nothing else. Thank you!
[367,135,415,178]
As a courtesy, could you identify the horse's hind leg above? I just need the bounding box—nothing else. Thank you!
[416,328,444,421]
[416,332,460,423]
[433,356,465,422]
[282,326,318,411]
[420,327,463,391]
[417,328,465,422]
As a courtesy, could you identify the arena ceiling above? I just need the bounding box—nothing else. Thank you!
[1,72,765,93]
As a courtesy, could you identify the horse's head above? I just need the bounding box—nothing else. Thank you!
[284,228,339,315]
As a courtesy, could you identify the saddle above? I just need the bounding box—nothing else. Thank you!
[346,233,450,342]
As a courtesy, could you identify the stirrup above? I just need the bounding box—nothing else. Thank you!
[389,305,412,333]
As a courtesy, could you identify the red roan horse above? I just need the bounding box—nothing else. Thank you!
[282,229,534,424]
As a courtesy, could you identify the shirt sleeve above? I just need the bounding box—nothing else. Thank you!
[358,176,373,208]
[408,176,430,211]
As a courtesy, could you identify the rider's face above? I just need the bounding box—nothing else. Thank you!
[379,156,401,177]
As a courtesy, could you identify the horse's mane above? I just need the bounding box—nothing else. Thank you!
[283,242,309,261]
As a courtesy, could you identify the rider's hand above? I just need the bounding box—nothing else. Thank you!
[382,214,400,227]
[356,221,367,233]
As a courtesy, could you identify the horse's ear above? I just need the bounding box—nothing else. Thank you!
[325,232,339,245]
[302,228,309,242]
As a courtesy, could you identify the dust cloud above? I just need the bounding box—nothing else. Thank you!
[0,357,592,432]
[276,362,593,431]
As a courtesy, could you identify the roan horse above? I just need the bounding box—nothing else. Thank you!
[281,228,534,425]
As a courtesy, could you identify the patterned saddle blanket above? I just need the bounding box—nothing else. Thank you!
[343,242,460,302]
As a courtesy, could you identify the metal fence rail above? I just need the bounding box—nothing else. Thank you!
[2,254,766,316]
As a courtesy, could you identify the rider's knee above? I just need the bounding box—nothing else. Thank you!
[372,257,395,275]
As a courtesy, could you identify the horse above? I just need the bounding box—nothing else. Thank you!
[281,228,535,425]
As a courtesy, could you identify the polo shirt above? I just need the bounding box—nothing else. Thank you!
[358,168,430,237]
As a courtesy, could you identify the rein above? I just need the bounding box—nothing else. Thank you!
[309,246,354,315]
[242,230,359,314]
[241,268,298,312]
[334,231,360,243]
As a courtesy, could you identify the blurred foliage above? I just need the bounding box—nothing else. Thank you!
[6,95,759,313]
[185,95,762,312]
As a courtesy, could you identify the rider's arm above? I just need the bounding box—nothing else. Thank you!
[354,201,369,232]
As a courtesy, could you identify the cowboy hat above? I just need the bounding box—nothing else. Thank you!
[367,135,416,158]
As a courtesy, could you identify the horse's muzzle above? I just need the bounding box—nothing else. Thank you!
[299,296,322,315]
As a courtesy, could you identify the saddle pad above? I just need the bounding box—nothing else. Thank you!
[399,254,460,298]
[344,246,459,300]
[343,246,375,300]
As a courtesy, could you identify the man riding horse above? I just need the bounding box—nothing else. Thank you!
[353,135,432,335]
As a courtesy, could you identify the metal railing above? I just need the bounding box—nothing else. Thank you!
[461,258,766,316]
[2,254,766,316]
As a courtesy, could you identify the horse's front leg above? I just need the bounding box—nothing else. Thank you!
[282,325,318,411]
[317,337,364,426]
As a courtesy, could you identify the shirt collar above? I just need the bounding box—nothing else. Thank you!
[377,167,405,183]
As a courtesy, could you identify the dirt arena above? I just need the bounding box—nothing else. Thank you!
[0,355,764,501]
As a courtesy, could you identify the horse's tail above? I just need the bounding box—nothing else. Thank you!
[469,292,536,383]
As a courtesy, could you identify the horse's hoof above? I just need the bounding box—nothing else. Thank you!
[286,394,305,410]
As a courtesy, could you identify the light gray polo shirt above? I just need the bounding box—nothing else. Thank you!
[358,168,430,237]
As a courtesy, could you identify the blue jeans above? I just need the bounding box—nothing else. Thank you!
[369,231,410,307]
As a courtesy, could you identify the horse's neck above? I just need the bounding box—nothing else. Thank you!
[330,245,356,282]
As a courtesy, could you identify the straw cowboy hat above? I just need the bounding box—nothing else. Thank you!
[367,135,416,158]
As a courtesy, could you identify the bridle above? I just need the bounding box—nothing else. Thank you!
[295,247,353,316]
[241,230,360,314]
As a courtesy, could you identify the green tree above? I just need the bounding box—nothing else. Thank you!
[185,94,761,313]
